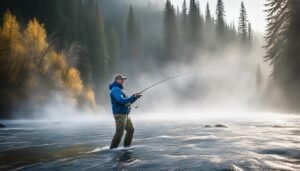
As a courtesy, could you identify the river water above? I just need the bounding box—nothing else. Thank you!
[0,114,300,170]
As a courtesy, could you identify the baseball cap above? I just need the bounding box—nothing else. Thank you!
[114,74,127,80]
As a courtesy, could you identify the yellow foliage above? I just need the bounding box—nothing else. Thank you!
[64,67,83,95]
[24,18,48,53]
[48,51,66,71]
[0,12,97,111]
[0,11,26,85]
[0,11,21,47]
[0,11,25,57]
[84,87,97,107]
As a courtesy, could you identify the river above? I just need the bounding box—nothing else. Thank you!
[0,114,300,170]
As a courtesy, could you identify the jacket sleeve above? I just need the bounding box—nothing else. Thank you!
[111,88,137,105]
[130,97,138,104]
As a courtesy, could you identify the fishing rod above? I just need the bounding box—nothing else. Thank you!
[133,68,218,109]
[138,70,200,94]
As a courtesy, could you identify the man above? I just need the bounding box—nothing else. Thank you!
[109,74,142,149]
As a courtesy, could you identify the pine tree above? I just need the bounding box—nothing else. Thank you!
[126,5,141,72]
[264,0,300,110]
[264,0,288,65]
[228,22,237,40]
[248,22,253,44]
[85,4,109,101]
[215,0,225,39]
[205,2,212,25]
[182,0,187,17]
[189,0,201,46]
[238,2,248,43]
[256,64,263,92]
[107,27,120,74]
[181,1,188,36]
[163,0,178,62]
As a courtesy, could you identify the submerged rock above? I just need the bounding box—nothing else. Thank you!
[215,124,227,128]
[204,125,212,128]
[0,123,6,128]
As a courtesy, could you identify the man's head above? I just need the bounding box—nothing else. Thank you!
[114,74,127,84]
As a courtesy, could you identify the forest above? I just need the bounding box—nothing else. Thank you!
[0,0,299,118]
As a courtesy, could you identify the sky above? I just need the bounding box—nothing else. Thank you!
[150,0,267,33]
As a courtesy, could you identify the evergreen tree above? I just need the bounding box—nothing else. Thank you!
[264,0,300,110]
[215,0,225,39]
[189,0,201,47]
[228,22,237,40]
[205,2,212,25]
[181,0,188,46]
[85,4,109,102]
[163,0,178,62]
[126,5,141,74]
[238,2,248,43]
[127,5,136,60]
[256,64,263,92]
[107,27,120,74]
[248,22,253,44]
[182,0,187,17]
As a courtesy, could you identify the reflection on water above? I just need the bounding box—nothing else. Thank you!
[0,115,300,170]
[112,149,136,170]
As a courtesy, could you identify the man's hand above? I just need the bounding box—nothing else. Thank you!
[133,93,142,98]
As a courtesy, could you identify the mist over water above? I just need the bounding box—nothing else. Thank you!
[26,41,267,121]
[1,0,300,170]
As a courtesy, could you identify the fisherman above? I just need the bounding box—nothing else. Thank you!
[109,74,142,149]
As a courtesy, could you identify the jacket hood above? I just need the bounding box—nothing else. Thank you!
[109,81,123,90]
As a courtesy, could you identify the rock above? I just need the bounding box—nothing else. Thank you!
[215,124,227,128]
[204,125,212,128]
[0,123,6,128]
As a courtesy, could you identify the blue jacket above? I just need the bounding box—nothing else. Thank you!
[109,81,138,114]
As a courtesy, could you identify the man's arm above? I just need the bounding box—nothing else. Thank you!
[130,93,142,104]
[111,88,137,105]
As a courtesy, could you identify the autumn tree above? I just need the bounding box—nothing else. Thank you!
[0,12,97,118]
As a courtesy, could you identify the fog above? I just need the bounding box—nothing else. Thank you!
[4,0,277,121]
[30,37,272,121]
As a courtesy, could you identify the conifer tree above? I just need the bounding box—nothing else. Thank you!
[189,0,201,46]
[205,2,212,25]
[215,0,225,39]
[248,22,253,44]
[265,0,300,109]
[238,2,248,43]
[163,0,178,62]
[256,64,263,92]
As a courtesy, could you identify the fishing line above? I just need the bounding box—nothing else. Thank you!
[134,69,217,109]
[137,67,220,94]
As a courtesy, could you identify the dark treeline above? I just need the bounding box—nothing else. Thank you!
[164,0,253,62]
[0,0,256,118]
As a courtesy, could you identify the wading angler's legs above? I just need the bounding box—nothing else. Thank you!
[124,116,134,147]
[110,115,126,149]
